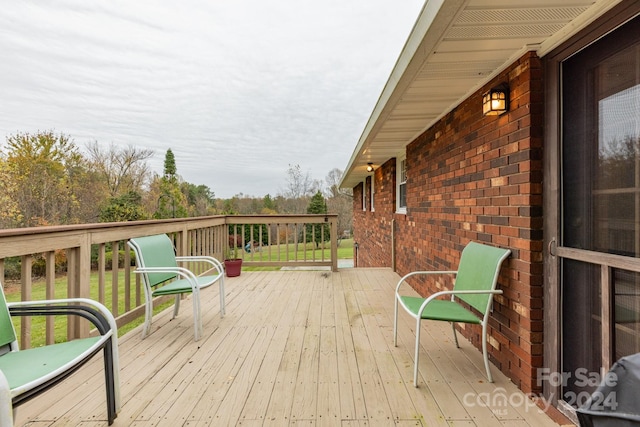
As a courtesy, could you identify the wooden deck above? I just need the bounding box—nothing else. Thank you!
[15,268,570,426]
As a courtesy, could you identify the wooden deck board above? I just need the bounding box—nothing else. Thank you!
[14,268,569,427]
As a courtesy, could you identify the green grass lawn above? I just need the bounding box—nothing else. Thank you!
[243,238,353,270]
[4,270,149,345]
[5,238,354,346]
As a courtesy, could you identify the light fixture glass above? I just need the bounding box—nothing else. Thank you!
[367,162,374,172]
[482,83,509,116]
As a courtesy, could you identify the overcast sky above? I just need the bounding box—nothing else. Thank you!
[0,0,423,198]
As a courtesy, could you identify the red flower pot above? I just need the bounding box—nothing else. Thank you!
[224,259,242,277]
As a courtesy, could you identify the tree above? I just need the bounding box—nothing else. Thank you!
[280,164,319,213]
[153,149,188,219]
[305,191,330,248]
[164,148,177,178]
[99,191,147,222]
[221,197,239,214]
[261,194,277,214]
[3,131,85,226]
[181,182,215,216]
[324,168,344,198]
[86,142,153,198]
[324,168,353,237]
[0,158,22,227]
[153,176,188,219]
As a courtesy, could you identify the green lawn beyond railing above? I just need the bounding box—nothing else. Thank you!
[6,239,354,346]
[243,238,354,269]
[4,270,154,345]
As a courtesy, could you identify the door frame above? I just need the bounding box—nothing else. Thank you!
[543,0,640,413]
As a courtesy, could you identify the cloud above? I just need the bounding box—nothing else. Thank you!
[0,0,423,198]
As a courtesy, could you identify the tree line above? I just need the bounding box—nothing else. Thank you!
[0,131,353,234]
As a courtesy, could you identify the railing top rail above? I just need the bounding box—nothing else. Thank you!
[0,216,225,238]
[225,214,337,225]
[0,214,339,239]
[0,214,339,258]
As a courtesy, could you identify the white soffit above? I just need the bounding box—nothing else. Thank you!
[340,0,623,189]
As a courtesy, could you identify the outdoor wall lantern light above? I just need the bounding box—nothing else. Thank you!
[366,162,374,172]
[482,83,509,116]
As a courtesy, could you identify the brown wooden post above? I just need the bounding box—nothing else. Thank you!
[45,251,55,344]
[330,216,338,272]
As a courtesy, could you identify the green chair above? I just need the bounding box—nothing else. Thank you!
[394,241,511,386]
[0,284,120,425]
[128,234,225,341]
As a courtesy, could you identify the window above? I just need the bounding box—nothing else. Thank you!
[362,180,366,211]
[370,174,375,212]
[396,154,406,213]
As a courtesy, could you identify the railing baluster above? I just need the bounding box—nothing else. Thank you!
[98,243,106,305]
[124,243,131,312]
[21,255,32,349]
[111,241,119,317]
[45,251,55,345]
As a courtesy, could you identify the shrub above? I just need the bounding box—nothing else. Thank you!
[5,250,68,280]
[104,250,136,269]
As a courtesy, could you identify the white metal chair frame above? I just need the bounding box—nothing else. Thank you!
[393,241,511,387]
[128,234,225,341]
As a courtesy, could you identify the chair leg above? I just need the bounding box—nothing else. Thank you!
[103,343,117,425]
[481,322,493,382]
[172,295,181,319]
[219,277,225,317]
[393,297,398,347]
[142,299,152,339]
[451,322,460,348]
[193,294,202,341]
[414,316,421,387]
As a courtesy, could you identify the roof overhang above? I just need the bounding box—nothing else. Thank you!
[340,0,624,189]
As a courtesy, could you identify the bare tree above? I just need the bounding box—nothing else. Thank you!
[324,167,353,198]
[279,164,320,213]
[324,168,353,237]
[86,142,153,197]
[281,164,316,198]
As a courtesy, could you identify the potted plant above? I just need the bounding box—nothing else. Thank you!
[224,245,243,277]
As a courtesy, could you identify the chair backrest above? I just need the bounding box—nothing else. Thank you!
[128,234,179,287]
[0,285,18,353]
[453,241,511,315]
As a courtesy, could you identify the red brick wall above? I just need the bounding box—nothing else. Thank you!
[352,51,544,394]
[353,159,396,267]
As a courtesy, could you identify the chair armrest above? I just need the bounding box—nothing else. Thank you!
[7,298,117,337]
[176,255,224,276]
[133,266,201,289]
[395,270,457,294]
[417,289,503,316]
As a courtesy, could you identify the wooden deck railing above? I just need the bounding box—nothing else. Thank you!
[0,214,338,348]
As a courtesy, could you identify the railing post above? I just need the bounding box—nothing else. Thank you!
[45,251,55,345]
[78,232,92,337]
[111,241,119,317]
[68,233,92,339]
[67,247,78,339]
[331,217,338,272]
[178,227,189,257]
